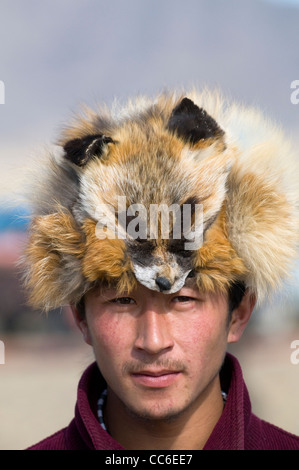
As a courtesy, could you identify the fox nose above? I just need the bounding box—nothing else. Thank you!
[155,276,172,292]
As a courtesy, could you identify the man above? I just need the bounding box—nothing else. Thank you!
[24,90,299,450]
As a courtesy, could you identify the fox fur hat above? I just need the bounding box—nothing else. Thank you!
[23,89,299,311]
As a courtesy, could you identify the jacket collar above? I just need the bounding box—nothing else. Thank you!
[204,353,252,450]
[70,363,123,450]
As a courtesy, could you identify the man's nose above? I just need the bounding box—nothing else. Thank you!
[134,309,174,355]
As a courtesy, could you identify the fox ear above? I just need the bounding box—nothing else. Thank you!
[63,134,114,167]
[167,98,224,145]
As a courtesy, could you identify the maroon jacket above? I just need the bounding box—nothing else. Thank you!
[28,353,299,450]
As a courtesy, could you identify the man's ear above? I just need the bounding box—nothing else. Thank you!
[227,290,256,344]
[70,305,93,346]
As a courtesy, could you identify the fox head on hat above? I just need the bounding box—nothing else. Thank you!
[23,89,299,311]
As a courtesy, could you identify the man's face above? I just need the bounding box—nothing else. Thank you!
[77,282,250,422]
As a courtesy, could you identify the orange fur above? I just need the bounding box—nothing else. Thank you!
[82,219,137,294]
[194,204,248,294]
[23,210,84,309]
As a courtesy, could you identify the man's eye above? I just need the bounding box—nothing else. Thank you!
[173,296,195,303]
[110,297,135,305]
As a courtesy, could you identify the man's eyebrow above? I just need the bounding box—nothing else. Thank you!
[88,283,117,297]
[94,289,117,299]
[182,277,198,289]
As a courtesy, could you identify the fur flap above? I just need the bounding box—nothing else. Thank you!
[22,89,299,310]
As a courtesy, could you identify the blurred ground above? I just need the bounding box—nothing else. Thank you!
[0,327,298,450]
[0,331,94,450]
[229,328,299,438]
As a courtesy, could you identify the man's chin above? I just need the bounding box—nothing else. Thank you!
[123,398,191,424]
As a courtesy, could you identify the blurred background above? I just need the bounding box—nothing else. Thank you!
[0,0,298,449]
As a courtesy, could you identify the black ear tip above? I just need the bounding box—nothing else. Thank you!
[172,97,200,114]
[63,134,114,167]
[63,138,87,166]
[63,138,81,154]
[167,97,224,145]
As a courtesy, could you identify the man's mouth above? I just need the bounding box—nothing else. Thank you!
[130,369,182,388]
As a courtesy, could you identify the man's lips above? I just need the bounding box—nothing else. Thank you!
[133,369,178,376]
[130,370,182,388]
